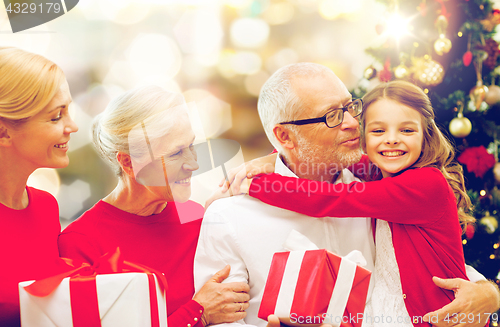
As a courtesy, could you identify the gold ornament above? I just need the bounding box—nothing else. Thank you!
[449,112,472,138]
[435,15,448,31]
[394,64,409,79]
[412,57,444,86]
[485,85,500,105]
[434,35,452,56]
[364,66,377,80]
[479,212,498,234]
[469,82,488,110]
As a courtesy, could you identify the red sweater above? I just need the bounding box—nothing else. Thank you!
[58,200,205,327]
[0,187,69,327]
[249,167,468,327]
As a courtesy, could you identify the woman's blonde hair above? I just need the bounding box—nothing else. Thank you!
[92,85,188,176]
[0,47,65,125]
[361,80,475,230]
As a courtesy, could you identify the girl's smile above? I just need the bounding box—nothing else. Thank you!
[364,98,424,178]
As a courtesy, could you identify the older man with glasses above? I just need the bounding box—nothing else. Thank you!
[194,62,499,327]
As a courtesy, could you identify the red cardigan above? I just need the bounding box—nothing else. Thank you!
[58,200,205,327]
[0,187,69,327]
[249,167,468,327]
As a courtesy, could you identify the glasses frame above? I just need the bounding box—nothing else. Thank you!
[279,98,363,129]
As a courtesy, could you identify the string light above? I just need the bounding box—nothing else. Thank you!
[480,190,487,196]
[458,31,463,37]
[494,243,500,249]
[491,254,496,259]
[462,239,467,245]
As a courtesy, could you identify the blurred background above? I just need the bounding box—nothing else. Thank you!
[3,0,500,295]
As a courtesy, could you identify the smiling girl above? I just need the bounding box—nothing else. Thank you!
[239,81,476,326]
[0,47,78,326]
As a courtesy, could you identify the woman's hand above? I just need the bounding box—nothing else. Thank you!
[219,152,277,194]
[193,265,250,326]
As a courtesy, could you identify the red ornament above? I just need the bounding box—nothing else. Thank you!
[465,224,475,240]
[378,58,392,82]
[457,146,496,178]
[463,51,473,67]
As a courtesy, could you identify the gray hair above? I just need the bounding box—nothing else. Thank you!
[92,85,187,176]
[257,62,333,152]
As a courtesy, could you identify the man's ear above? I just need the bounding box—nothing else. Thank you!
[272,124,296,150]
[116,152,135,178]
[0,121,13,147]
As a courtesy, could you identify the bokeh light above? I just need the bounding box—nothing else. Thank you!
[245,70,270,96]
[262,2,295,25]
[183,89,232,138]
[231,51,262,75]
[319,0,362,20]
[230,18,270,48]
[174,8,223,59]
[58,180,92,220]
[127,33,183,80]
[27,169,61,197]
[385,14,410,40]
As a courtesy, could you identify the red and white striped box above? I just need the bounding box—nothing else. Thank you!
[258,249,371,327]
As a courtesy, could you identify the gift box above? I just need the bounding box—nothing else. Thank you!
[18,248,168,327]
[258,248,371,327]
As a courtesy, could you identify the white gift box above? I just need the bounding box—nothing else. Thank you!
[19,272,167,327]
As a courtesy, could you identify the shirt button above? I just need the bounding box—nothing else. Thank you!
[194,318,198,322]
[403,294,407,299]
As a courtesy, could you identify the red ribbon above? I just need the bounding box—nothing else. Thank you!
[23,248,167,327]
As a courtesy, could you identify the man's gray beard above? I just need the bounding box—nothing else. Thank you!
[295,135,362,182]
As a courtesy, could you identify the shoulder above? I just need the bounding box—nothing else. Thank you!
[399,167,449,191]
[27,187,58,208]
[61,201,106,235]
[204,195,260,218]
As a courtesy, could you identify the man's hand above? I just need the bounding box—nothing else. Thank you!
[423,277,500,327]
[265,315,333,327]
[193,265,250,326]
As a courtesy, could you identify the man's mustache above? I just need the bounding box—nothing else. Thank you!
[337,132,361,144]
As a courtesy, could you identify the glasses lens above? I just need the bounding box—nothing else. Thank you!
[326,109,343,127]
[348,99,363,117]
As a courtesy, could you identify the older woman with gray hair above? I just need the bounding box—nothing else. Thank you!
[58,85,250,327]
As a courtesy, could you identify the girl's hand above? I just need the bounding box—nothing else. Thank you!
[193,265,250,326]
[205,180,251,209]
[219,152,277,194]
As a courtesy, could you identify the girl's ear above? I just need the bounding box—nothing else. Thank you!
[116,152,135,178]
[273,124,297,150]
[0,121,13,147]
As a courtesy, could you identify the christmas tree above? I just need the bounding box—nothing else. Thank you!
[353,0,500,302]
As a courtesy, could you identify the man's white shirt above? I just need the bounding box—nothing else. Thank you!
[193,156,376,327]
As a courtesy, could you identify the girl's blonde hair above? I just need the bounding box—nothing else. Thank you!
[361,80,475,230]
[0,47,65,125]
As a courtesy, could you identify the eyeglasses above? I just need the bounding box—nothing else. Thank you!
[279,99,363,129]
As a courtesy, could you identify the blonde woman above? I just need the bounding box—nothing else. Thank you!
[0,47,78,326]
